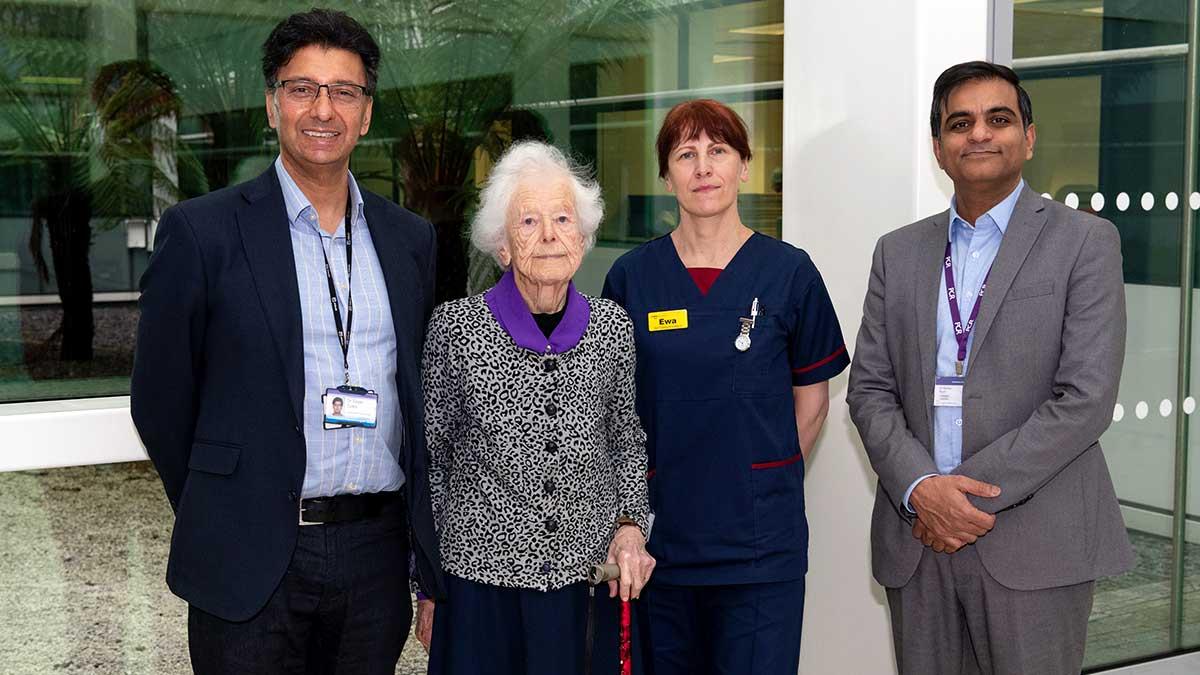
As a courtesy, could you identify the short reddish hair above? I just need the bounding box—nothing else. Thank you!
[655,99,753,179]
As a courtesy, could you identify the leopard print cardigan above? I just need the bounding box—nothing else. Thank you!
[422,292,650,591]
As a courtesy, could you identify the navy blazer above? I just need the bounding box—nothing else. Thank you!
[131,167,445,621]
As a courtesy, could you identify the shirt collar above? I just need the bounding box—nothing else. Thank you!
[484,268,590,354]
[948,179,1024,240]
[274,155,365,236]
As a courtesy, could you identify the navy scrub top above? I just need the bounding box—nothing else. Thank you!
[602,232,849,586]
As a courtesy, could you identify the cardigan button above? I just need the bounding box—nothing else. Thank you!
[545,517,559,533]
[543,359,558,373]
[543,480,556,495]
[545,403,558,417]
[544,440,558,453]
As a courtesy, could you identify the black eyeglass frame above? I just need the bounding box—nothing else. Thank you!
[271,79,373,103]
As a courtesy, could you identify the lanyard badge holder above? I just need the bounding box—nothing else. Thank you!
[934,242,990,408]
[320,195,379,431]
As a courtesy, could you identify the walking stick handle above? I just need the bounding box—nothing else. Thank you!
[585,563,634,675]
[588,563,621,585]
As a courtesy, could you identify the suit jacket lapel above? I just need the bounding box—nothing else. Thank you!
[236,169,305,426]
[967,187,1047,364]
[916,213,948,438]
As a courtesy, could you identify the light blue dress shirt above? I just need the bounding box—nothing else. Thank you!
[276,157,405,499]
[904,180,1024,510]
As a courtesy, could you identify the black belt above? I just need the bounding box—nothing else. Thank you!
[300,490,403,524]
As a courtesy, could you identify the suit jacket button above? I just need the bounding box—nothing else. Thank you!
[294,425,302,436]
[288,491,298,502]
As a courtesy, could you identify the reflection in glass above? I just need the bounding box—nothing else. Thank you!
[0,0,783,404]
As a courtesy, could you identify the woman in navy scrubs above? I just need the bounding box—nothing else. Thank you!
[602,99,849,675]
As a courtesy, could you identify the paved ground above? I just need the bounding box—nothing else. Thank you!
[0,462,426,674]
[0,461,1196,673]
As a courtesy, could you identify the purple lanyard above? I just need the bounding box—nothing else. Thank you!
[943,240,991,376]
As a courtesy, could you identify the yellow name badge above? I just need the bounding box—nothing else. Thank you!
[648,309,689,332]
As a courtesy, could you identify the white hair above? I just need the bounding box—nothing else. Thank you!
[470,140,604,266]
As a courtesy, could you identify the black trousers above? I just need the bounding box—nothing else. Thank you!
[188,500,412,675]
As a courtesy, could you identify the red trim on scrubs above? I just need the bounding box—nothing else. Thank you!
[792,344,847,375]
[687,267,722,295]
[751,452,804,470]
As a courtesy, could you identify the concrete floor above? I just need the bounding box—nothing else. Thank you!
[0,461,1196,674]
[0,462,426,674]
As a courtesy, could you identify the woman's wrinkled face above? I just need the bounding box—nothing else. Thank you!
[499,173,585,286]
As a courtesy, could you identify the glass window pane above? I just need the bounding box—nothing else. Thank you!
[0,0,784,403]
[1014,0,1187,59]
[1014,0,1198,668]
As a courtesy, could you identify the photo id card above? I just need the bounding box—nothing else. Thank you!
[933,376,965,407]
[322,386,379,430]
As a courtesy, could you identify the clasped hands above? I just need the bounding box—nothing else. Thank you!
[908,475,1001,554]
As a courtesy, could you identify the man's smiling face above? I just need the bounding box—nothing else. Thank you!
[933,77,1035,191]
[266,45,373,175]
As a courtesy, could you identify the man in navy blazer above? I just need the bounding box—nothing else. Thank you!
[131,9,442,673]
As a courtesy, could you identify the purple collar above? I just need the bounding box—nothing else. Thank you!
[484,269,590,354]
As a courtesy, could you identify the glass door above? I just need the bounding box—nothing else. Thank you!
[1011,0,1199,668]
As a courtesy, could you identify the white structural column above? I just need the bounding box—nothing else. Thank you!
[784,2,990,673]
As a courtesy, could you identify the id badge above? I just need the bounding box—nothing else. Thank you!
[322,386,379,429]
[647,309,688,332]
[933,376,964,407]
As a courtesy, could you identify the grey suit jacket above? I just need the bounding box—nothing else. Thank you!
[847,186,1134,591]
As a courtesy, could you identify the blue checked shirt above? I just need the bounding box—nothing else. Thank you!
[276,157,405,498]
[904,180,1024,510]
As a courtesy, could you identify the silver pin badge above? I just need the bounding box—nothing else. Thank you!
[735,298,759,352]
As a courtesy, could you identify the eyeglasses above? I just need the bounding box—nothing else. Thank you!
[273,79,370,107]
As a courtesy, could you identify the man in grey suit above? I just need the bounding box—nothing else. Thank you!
[847,61,1133,674]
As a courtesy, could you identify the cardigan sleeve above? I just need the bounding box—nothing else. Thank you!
[421,304,462,535]
[606,309,651,536]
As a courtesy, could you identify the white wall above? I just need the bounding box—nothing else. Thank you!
[785,2,990,673]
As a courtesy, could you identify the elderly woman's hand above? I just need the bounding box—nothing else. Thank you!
[607,524,655,601]
[416,598,435,652]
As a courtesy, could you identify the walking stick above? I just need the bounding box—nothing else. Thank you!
[588,563,632,675]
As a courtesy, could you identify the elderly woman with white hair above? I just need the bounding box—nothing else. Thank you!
[417,140,654,675]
